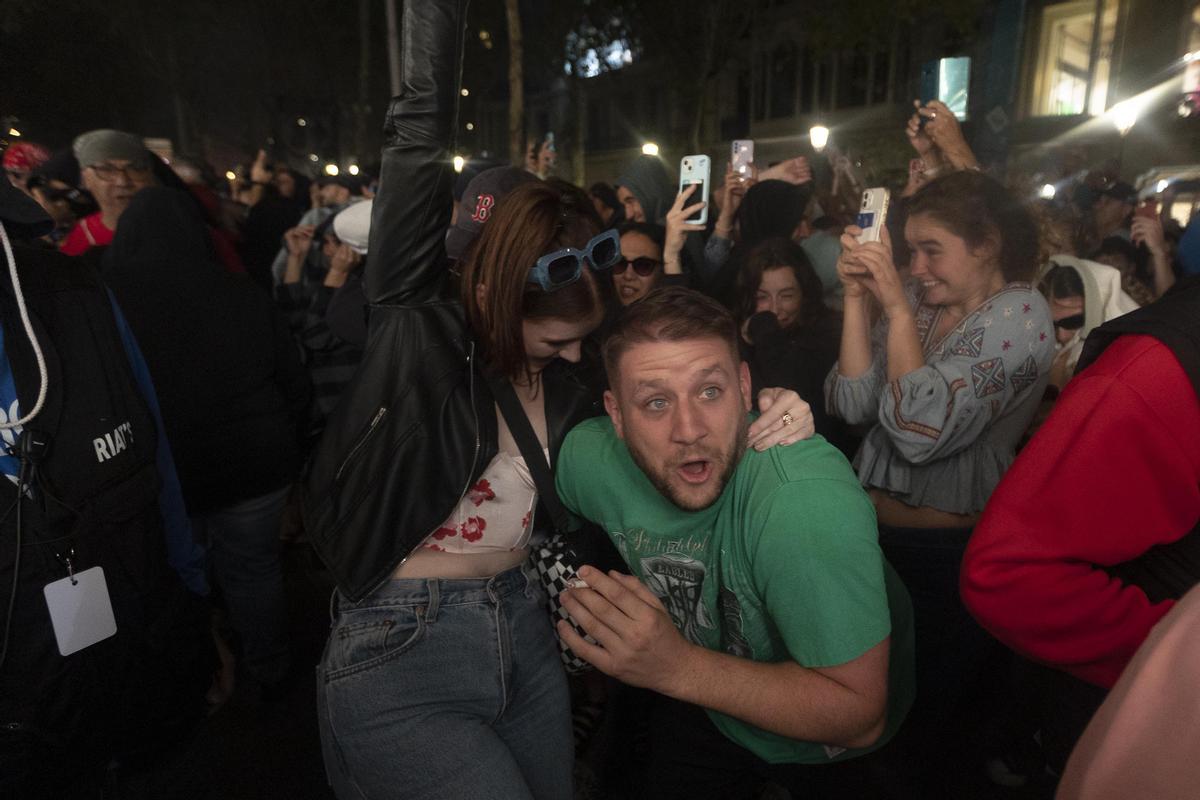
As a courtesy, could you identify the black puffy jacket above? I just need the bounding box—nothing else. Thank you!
[302,0,604,602]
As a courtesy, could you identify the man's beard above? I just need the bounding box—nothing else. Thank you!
[626,413,749,512]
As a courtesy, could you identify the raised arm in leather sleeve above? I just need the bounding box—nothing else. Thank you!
[365,0,469,306]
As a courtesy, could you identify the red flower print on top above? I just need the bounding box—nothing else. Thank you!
[461,516,487,542]
[431,525,458,540]
[468,479,496,506]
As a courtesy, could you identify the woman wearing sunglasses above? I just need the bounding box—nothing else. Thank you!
[613,222,667,305]
[1039,256,1139,394]
[308,4,812,799]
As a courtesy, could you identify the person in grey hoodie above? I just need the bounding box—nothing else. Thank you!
[616,154,676,224]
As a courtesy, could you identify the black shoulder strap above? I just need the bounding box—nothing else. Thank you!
[486,374,571,534]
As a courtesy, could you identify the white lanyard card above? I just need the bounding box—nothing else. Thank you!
[43,566,118,656]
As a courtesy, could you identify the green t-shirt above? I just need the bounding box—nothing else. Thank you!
[556,416,914,765]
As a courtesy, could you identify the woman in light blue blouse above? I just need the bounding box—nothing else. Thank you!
[824,170,1055,747]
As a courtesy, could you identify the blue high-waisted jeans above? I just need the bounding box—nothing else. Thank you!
[316,564,573,800]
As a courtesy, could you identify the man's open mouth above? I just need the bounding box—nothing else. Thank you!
[677,459,713,484]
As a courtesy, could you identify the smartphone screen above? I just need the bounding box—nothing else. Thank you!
[684,180,706,223]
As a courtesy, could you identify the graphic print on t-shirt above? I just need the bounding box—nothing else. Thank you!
[718,587,751,657]
[639,552,715,645]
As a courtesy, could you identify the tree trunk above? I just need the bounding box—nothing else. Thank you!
[688,81,708,154]
[505,0,525,167]
[572,76,586,186]
[355,0,372,162]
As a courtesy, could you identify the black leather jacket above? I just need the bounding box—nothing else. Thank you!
[302,0,603,602]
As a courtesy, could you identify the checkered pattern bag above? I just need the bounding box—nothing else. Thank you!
[529,535,597,674]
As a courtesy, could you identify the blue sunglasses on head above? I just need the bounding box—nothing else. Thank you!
[526,229,622,291]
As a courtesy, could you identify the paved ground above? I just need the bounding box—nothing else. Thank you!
[117,544,336,800]
[109,543,1059,800]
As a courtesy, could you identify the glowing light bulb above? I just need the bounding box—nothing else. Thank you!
[1039,184,1056,199]
[453,155,465,173]
[809,125,830,152]
[324,163,339,176]
[641,142,659,156]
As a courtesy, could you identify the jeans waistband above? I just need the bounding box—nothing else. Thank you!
[337,563,531,617]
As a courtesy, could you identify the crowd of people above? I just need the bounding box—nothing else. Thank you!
[2,0,1199,798]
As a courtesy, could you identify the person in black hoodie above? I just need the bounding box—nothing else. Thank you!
[738,237,854,457]
[102,187,310,695]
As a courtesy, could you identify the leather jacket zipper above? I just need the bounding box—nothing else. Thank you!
[394,342,481,571]
[335,406,389,483]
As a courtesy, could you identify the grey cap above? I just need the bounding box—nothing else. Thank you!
[72,129,146,168]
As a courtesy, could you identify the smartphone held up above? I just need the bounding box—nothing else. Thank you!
[680,155,711,226]
[731,140,754,177]
[856,188,891,244]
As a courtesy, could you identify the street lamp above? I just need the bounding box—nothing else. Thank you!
[1110,99,1141,137]
[809,125,830,152]
[641,142,659,156]
[1109,98,1142,168]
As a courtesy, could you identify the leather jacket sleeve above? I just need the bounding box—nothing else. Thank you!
[364,0,469,306]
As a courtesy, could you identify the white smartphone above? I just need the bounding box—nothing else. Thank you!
[731,140,754,177]
[679,155,711,226]
[856,188,891,244]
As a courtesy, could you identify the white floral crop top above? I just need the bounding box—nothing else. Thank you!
[421,448,546,554]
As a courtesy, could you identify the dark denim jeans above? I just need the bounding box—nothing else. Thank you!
[316,564,573,800]
[191,484,291,686]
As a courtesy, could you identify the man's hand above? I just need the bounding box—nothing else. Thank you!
[250,148,273,185]
[558,566,696,695]
[325,243,362,288]
[715,162,753,239]
[284,224,315,258]
[759,156,812,186]
[1131,216,1167,256]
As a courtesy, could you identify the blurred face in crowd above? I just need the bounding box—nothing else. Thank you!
[605,336,751,511]
[274,169,296,198]
[614,231,664,306]
[319,183,351,207]
[81,157,157,225]
[521,312,603,375]
[1094,250,1135,279]
[1049,293,1085,345]
[321,231,340,262]
[755,266,803,328]
[1092,195,1132,235]
[617,186,646,223]
[904,212,1003,310]
[592,194,615,225]
[30,179,78,228]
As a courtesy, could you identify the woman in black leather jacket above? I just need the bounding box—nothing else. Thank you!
[305,3,814,798]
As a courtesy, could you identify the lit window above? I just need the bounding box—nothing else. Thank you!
[1029,0,1120,117]
[1180,4,1200,117]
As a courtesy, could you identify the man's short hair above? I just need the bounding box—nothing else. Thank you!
[602,286,740,384]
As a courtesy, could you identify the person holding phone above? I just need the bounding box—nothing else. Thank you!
[903,100,979,196]
[825,170,1054,758]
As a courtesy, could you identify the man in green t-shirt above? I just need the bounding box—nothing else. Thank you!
[555,287,914,797]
